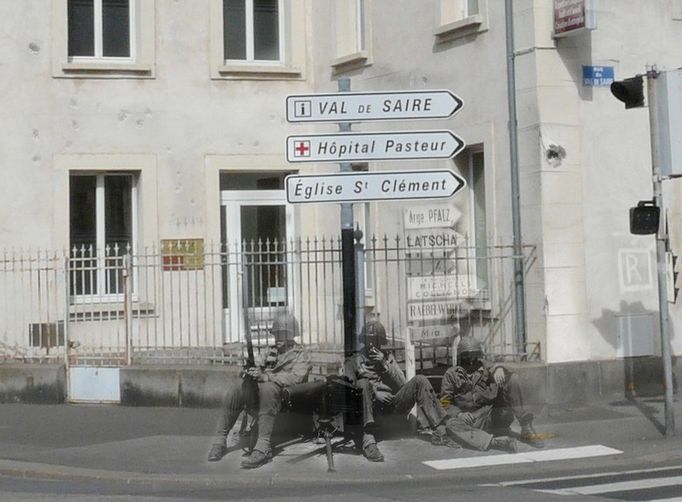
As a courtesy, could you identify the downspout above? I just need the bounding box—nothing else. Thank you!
[504,0,528,358]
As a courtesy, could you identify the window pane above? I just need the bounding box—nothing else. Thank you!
[467,0,479,16]
[105,175,132,295]
[70,176,97,295]
[104,175,132,249]
[102,0,131,57]
[70,176,97,249]
[224,0,246,60]
[68,0,95,57]
[253,0,279,61]
[220,172,286,190]
[241,205,286,307]
[357,0,366,51]
[471,152,488,291]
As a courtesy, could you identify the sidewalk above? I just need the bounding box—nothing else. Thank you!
[0,396,680,488]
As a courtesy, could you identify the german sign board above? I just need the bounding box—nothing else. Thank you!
[407,275,479,302]
[286,90,463,123]
[404,228,463,257]
[403,204,462,230]
[286,130,465,164]
[285,170,466,204]
[409,325,454,343]
[407,300,469,322]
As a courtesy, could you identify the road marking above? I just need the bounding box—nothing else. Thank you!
[423,445,622,471]
[483,464,682,487]
[535,475,682,496]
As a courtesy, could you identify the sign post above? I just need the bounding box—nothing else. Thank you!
[285,82,467,371]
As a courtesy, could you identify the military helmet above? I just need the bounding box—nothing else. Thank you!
[457,336,482,354]
[271,312,299,339]
[359,318,387,345]
[457,336,483,366]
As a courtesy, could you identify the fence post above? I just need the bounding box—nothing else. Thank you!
[63,255,71,395]
[123,253,133,365]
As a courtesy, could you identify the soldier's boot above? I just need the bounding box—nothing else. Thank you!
[240,449,272,469]
[489,436,518,453]
[207,443,228,462]
[362,442,385,462]
[519,413,544,449]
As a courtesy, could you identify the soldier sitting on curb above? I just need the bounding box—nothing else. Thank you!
[342,318,460,463]
[207,312,312,469]
[439,336,545,452]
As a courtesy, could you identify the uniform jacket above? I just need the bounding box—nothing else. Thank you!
[343,351,406,394]
[258,342,312,388]
[439,361,503,414]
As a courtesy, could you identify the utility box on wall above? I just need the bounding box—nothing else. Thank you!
[656,68,682,177]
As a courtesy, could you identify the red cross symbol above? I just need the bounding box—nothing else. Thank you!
[294,140,310,157]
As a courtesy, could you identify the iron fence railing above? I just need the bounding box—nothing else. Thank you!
[0,237,537,368]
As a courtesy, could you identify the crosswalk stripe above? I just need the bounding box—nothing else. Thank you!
[535,475,682,496]
[486,464,682,487]
[423,445,622,471]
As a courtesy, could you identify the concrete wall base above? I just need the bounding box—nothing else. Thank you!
[0,364,65,404]
[0,357,678,407]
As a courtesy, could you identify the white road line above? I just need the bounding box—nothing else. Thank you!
[483,464,682,487]
[535,475,682,496]
[423,445,622,471]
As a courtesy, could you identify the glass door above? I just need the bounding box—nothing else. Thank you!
[221,190,295,343]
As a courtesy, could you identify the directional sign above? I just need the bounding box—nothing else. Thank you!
[286,90,463,123]
[286,130,465,164]
[285,169,466,204]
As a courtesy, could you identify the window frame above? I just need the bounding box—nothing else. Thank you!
[331,0,372,73]
[67,0,136,63]
[223,0,285,65]
[52,0,155,78]
[435,0,488,42]
[210,0,304,80]
[467,149,489,299]
[69,172,139,303]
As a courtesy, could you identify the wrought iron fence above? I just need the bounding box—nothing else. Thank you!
[0,237,537,368]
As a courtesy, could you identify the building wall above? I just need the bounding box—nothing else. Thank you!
[2,0,682,363]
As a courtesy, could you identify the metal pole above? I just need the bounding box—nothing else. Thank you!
[355,228,366,336]
[338,77,357,356]
[646,68,675,436]
[504,0,527,358]
[123,253,133,366]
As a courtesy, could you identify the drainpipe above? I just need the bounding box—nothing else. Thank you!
[505,0,528,358]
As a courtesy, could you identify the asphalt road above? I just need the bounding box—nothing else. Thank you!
[2,460,682,501]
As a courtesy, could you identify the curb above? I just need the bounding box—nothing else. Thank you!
[0,458,467,489]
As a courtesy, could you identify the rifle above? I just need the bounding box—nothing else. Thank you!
[241,254,259,435]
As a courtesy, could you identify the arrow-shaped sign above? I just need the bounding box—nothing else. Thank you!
[285,169,467,204]
[286,130,465,164]
[286,89,463,123]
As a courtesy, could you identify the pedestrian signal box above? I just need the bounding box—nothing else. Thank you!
[629,200,660,235]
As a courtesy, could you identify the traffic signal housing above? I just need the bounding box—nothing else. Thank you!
[629,200,659,235]
[610,75,645,109]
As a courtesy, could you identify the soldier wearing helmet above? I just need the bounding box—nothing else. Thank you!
[208,311,311,468]
[343,316,456,462]
[440,336,544,451]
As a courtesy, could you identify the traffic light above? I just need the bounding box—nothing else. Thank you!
[666,251,680,303]
[610,75,645,109]
[629,200,659,235]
